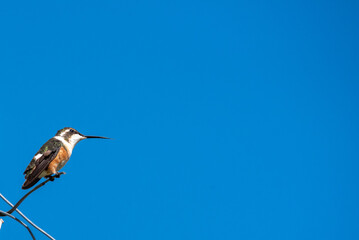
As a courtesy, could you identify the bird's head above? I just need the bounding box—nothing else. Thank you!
[56,127,110,147]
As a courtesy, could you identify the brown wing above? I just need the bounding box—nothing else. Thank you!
[22,147,60,189]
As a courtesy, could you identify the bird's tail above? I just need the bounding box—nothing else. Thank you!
[22,177,41,190]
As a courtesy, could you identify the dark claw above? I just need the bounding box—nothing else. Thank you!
[56,171,66,177]
[45,172,66,181]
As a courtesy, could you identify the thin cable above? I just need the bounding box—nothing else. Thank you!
[0,210,36,240]
[0,193,55,240]
[0,172,64,239]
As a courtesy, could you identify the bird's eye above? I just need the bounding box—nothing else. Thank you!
[70,129,75,133]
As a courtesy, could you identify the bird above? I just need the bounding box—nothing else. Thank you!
[22,127,109,189]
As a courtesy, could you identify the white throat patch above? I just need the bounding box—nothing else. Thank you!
[69,134,85,147]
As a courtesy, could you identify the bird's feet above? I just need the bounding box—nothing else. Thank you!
[45,172,66,181]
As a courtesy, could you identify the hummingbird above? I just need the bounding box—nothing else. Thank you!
[22,127,109,189]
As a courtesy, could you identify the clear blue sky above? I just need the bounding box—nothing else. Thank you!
[0,0,358,239]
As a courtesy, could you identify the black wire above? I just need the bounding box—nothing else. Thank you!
[0,210,36,240]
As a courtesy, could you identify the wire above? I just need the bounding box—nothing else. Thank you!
[0,210,36,240]
[0,193,55,240]
[0,172,65,239]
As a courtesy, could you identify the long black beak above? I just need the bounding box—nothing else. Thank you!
[85,135,111,139]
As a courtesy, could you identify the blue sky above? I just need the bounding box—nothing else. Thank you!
[0,0,358,239]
